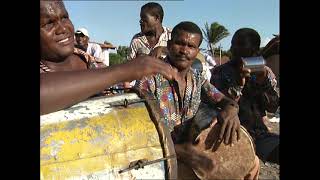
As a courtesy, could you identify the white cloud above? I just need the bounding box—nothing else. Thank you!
[261,37,272,47]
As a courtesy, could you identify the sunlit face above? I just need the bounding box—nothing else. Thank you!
[40,0,74,61]
[139,10,159,34]
[167,31,201,71]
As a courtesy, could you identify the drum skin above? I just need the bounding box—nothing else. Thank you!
[177,102,256,180]
[192,120,256,179]
[40,93,177,180]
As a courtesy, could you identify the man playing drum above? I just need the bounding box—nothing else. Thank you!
[134,21,260,179]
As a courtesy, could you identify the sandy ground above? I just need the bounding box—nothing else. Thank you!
[259,113,280,180]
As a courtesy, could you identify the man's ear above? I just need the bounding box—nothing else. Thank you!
[155,15,160,22]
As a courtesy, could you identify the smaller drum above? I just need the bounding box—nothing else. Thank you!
[177,102,256,179]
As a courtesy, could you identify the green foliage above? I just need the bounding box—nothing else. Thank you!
[109,46,130,66]
[202,22,230,45]
[202,22,230,56]
[109,53,126,66]
[117,46,130,58]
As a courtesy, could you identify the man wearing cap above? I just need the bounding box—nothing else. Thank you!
[75,28,104,61]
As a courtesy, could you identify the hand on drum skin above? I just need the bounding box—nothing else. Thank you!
[128,55,178,81]
[217,105,241,145]
[149,46,168,60]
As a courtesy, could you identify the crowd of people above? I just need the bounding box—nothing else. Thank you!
[40,0,279,179]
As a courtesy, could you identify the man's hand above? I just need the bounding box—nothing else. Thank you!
[217,105,241,145]
[149,46,168,60]
[239,59,268,85]
[238,60,251,86]
[252,67,268,84]
[128,55,178,81]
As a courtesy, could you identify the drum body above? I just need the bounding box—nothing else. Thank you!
[178,102,256,180]
[191,121,256,179]
[40,93,177,179]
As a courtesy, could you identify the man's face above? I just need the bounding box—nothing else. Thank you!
[75,33,89,50]
[230,37,258,61]
[40,1,74,61]
[167,31,201,71]
[139,11,159,34]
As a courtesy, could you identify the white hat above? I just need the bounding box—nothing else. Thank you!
[75,28,89,38]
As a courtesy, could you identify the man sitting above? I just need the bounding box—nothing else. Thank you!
[134,21,259,179]
[210,28,279,164]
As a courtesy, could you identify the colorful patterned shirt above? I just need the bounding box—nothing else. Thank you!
[134,58,225,132]
[128,26,171,60]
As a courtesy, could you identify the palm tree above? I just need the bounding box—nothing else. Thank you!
[202,22,230,57]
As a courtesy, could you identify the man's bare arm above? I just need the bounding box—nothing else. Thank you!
[40,56,177,115]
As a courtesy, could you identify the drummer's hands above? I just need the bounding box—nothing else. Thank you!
[217,104,241,145]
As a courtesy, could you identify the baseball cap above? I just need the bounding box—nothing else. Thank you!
[75,28,89,38]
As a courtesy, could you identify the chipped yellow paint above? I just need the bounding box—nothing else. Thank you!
[40,102,164,179]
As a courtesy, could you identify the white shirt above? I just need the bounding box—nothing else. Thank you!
[205,53,216,69]
[102,49,110,66]
[203,53,216,80]
[87,43,103,61]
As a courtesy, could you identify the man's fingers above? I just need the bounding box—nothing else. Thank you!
[205,126,216,150]
[224,121,232,144]
[236,125,241,141]
[218,118,228,141]
[239,77,246,86]
[231,123,237,145]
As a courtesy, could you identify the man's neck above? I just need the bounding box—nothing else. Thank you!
[41,54,86,72]
[177,69,189,81]
[145,25,164,40]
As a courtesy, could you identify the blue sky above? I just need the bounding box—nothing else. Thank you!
[64,0,279,51]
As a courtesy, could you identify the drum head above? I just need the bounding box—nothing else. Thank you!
[192,120,256,179]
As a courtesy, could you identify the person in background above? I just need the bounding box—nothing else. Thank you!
[210,28,279,164]
[75,27,104,63]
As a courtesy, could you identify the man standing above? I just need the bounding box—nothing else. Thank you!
[128,2,171,60]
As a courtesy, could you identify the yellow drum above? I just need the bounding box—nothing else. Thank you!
[40,93,177,179]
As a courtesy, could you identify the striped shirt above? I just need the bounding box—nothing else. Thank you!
[128,26,171,60]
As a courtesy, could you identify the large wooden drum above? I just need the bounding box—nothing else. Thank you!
[40,93,177,179]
